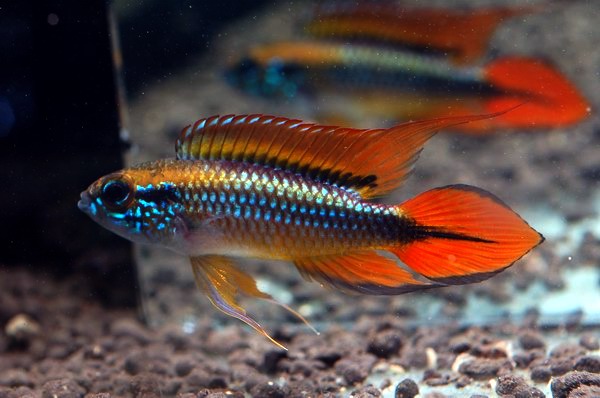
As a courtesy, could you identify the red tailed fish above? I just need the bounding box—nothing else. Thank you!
[306,2,538,65]
[226,41,590,133]
[79,112,543,349]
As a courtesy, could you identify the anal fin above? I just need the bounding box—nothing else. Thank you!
[293,251,441,295]
[190,256,317,350]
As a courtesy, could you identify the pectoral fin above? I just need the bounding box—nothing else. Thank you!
[190,256,317,350]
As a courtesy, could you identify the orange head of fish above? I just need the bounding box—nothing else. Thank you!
[78,160,188,248]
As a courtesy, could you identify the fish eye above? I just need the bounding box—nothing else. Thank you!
[100,179,133,209]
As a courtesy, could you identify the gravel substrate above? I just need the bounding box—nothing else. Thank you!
[1,266,599,397]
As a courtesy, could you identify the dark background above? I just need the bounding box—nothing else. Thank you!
[0,0,266,306]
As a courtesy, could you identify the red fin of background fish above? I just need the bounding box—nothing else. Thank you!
[190,255,317,350]
[480,57,590,131]
[177,113,501,198]
[293,251,441,295]
[390,185,544,284]
[308,4,536,64]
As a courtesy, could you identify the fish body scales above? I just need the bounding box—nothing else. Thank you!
[143,158,400,258]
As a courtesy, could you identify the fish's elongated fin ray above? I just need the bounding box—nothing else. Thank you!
[390,185,544,284]
[190,256,317,350]
[176,113,500,198]
[293,251,442,295]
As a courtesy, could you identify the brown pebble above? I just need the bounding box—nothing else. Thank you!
[395,378,419,398]
[575,356,600,373]
[518,331,546,350]
[367,330,403,358]
[458,358,513,380]
[174,359,194,377]
[262,350,287,373]
[550,343,586,359]
[334,354,377,385]
[513,348,545,368]
[401,348,428,369]
[551,359,577,376]
[551,371,600,398]
[531,365,552,383]
[495,374,527,395]
[579,333,600,351]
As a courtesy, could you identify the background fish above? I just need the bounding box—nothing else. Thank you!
[306,2,536,65]
[226,41,590,133]
[79,113,543,348]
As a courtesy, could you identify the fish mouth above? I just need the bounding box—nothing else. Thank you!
[78,191,91,213]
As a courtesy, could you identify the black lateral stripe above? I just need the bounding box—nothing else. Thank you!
[394,217,497,245]
[424,229,497,244]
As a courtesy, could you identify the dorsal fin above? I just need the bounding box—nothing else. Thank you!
[176,113,500,198]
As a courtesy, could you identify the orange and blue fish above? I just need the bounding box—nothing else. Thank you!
[79,113,543,348]
[226,41,590,133]
[306,2,537,65]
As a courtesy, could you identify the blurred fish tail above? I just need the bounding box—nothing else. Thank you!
[482,57,590,129]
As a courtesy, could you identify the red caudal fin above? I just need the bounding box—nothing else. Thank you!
[390,185,544,285]
[481,57,591,130]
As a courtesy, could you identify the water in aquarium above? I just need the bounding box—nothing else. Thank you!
[1,0,599,397]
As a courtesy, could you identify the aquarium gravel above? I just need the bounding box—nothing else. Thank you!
[1,266,599,397]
